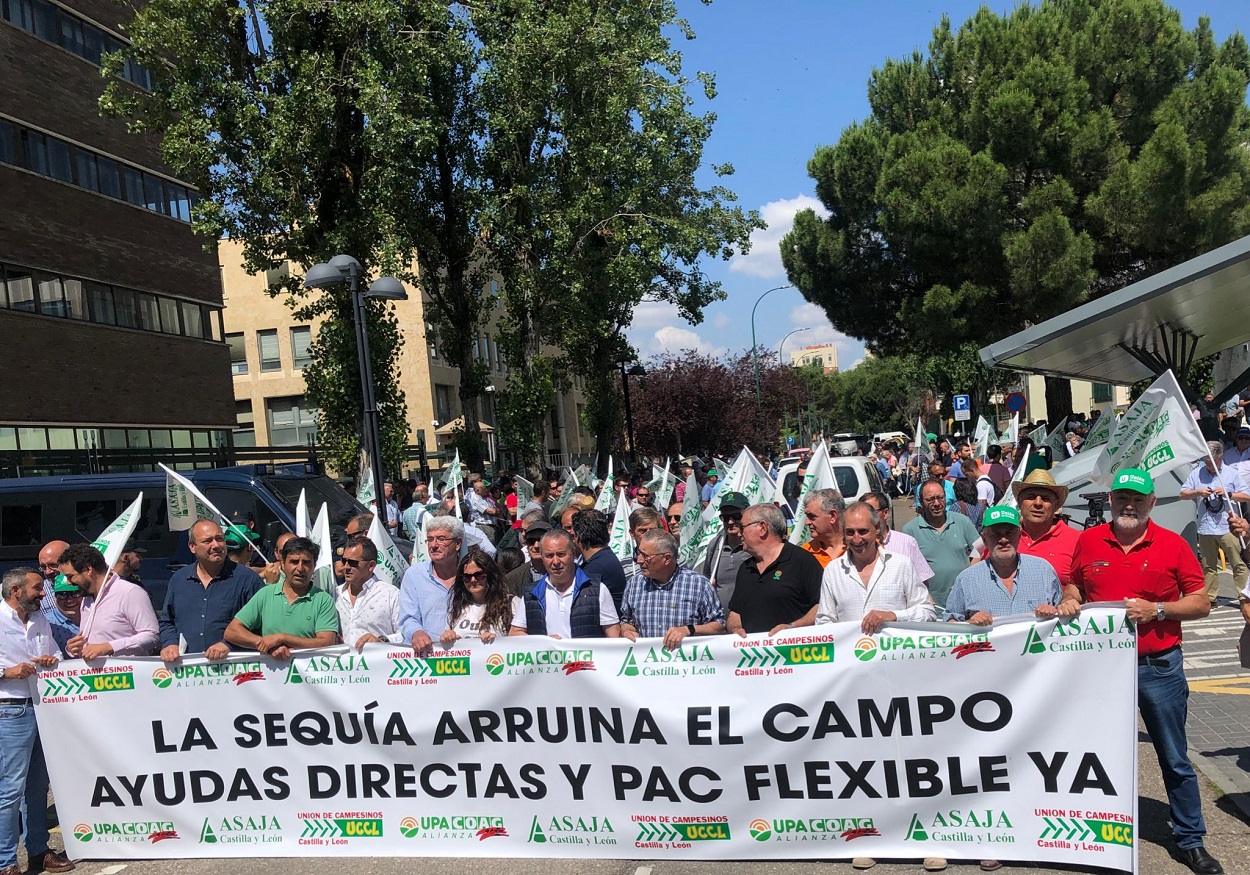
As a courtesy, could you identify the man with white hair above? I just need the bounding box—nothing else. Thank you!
[619,529,724,648]
[1179,441,1250,605]
[398,515,464,655]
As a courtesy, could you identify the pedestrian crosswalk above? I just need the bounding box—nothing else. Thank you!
[1182,601,1246,680]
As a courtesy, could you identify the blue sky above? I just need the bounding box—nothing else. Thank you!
[626,0,1250,370]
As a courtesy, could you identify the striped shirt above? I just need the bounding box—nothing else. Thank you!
[816,550,936,625]
[620,566,724,638]
[943,554,1061,621]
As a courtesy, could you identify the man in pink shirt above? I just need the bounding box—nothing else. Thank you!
[57,544,159,659]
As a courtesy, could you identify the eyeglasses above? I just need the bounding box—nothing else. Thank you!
[636,550,670,562]
[426,536,455,545]
[39,562,59,571]
[54,591,82,600]
[342,558,370,569]
[463,570,487,582]
[666,515,682,523]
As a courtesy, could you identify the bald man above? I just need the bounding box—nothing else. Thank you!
[37,540,70,621]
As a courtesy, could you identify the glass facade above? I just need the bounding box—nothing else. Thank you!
[0,0,153,89]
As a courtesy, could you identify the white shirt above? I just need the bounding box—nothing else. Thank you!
[449,597,525,642]
[0,601,57,700]
[975,476,996,504]
[459,524,497,558]
[815,550,936,625]
[334,576,402,646]
[882,528,935,584]
[510,579,620,639]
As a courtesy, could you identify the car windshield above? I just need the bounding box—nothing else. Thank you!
[260,473,364,524]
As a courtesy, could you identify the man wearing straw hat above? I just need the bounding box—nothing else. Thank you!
[1179,441,1250,606]
[1013,469,1082,587]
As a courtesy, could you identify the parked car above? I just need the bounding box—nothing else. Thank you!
[829,433,870,456]
[0,463,377,608]
[776,456,886,518]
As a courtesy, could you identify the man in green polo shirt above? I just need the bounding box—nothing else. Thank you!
[903,480,981,610]
[225,536,339,660]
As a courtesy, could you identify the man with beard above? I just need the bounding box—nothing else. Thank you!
[225,537,339,660]
[1070,469,1221,875]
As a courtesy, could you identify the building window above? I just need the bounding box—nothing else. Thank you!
[435,385,453,424]
[135,292,159,331]
[267,396,317,446]
[258,329,281,372]
[234,400,255,447]
[87,282,114,324]
[290,326,312,370]
[265,263,290,288]
[226,333,248,374]
[0,119,14,164]
[1092,382,1113,404]
[113,287,138,328]
[180,300,203,338]
[158,296,180,334]
[0,0,153,89]
[4,266,35,312]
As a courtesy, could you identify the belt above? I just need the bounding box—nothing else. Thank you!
[1138,644,1180,666]
[0,698,33,706]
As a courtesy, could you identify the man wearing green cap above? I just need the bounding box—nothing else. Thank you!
[1070,468,1221,875]
[945,506,1078,627]
[700,469,721,507]
[47,575,83,659]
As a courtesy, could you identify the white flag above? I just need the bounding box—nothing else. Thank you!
[1045,421,1068,462]
[308,503,334,594]
[973,415,991,443]
[366,512,410,588]
[356,449,376,506]
[91,493,143,575]
[1091,369,1210,486]
[295,489,310,538]
[1028,422,1048,446]
[589,453,600,490]
[1005,412,1019,445]
[162,463,221,532]
[729,446,778,507]
[654,457,675,509]
[789,441,840,545]
[676,471,703,537]
[594,457,616,512]
[913,417,929,463]
[608,489,634,561]
[973,416,994,460]
[514,475,534,511]
[408,512,430,565]
[446,450,464,520]
[1081,408,1113,451]
[998,447,1030,510]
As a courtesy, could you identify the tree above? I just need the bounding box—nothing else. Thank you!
[631,350,807,459]
[795,356,928,435]
[100,0,458,475]
[471,0,759,473]
[782,0,1250,415]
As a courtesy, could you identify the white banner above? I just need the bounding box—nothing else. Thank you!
[1092,369,1209,486]
[366,513,410,588]
[36,609,1136,869]
[594,457,616,513]
[788,440,838,545]
[92,494,143,574]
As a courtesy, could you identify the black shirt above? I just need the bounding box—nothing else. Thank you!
[729,542,824,633]
[580,548,627,610]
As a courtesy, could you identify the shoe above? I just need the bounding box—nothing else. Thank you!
[851,859,876,870]
[1,864,21,875]
[29,850,75,873]
[924,859,948,872]
[1178,846,1223,874]
[980,862,1003,872]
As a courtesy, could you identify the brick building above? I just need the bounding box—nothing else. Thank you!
[0,0,233,470]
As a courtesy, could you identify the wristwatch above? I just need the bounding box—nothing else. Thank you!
[1155,602,1166,622]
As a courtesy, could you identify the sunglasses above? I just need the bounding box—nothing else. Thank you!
[55,591,83,599]
[463,570,487,582]
[342,558,370,568]
[636,492,651,498]
[720,514,743,524]
[666,515,682,523]
[525,535,544,545]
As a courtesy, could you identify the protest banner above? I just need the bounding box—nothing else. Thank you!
[37,608,1136,871]
[1091,369,1209,487]
[594,457,616,513]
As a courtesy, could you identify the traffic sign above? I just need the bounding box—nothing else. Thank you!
[787,435,796,447]
[1006,392,1027,412]
[953,394,970,411]
[954,408,971,422]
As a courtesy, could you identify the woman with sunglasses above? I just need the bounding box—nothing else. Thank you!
[441,549,520,646]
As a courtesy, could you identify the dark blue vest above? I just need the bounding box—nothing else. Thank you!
[524,568,605,638]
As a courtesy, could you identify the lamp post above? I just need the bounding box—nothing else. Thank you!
[777,326,811,366]
[615,358,645,465]
[304,255,408,529]
[750,284,794,411]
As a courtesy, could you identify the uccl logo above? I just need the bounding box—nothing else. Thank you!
[485,654,504,676]
[854,638,877,661]
[749,818,772,841]
[73,824,93,842]
[151,668,173,689]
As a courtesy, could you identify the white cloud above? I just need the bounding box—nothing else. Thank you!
[650,326,725,357]
[630,301,682,330]
[712,312,731,330]
[729,194,830,279]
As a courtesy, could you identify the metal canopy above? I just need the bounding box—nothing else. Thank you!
[979,234,1250,386]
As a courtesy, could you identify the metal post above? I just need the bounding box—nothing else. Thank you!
[751,285,793,412]
[621,364,637,464]
[350,264,388,530]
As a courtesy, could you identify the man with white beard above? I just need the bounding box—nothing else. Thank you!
[1070,468,1221,875]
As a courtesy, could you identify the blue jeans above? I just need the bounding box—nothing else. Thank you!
[0,702,49,869]
[1138,647,1206,850]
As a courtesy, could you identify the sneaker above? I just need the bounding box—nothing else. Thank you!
[851,859,876,870]
[924,859,948,872]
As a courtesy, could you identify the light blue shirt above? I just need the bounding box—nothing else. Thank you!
[701,480,722,502]
[944,554,1061,621]
[398,560,454,641]
[1182,463,1248,536]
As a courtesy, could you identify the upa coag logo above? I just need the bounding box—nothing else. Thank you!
[152,662,265,689]
[528,815,616,845]
[906,810,1014,846]
[485,654,505,676]
[77,821,179,844]
[862,631,989,662]
[1022,613,1136,655]
[285,654,371,686]
[618,644,716,678]
[401,814,507,841]
[198,815,283,845]
[751,815,879,843]
[73,824,93,843]
[497,649,596,676]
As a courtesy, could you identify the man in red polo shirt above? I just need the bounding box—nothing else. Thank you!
[1013,469,1082,587]
[1070,468,1220,875]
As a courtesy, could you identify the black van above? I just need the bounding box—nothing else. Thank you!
[0,464,369,608]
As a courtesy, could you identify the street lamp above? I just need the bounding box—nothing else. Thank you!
[777,326,811,366]
[615,357,646,464]
[304,255,408,529]
[750,284,794,411]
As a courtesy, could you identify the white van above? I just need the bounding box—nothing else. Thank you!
[776,456,886,516]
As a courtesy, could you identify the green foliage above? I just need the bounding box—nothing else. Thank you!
[783,1,1250,361]
[799,356,925,435]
